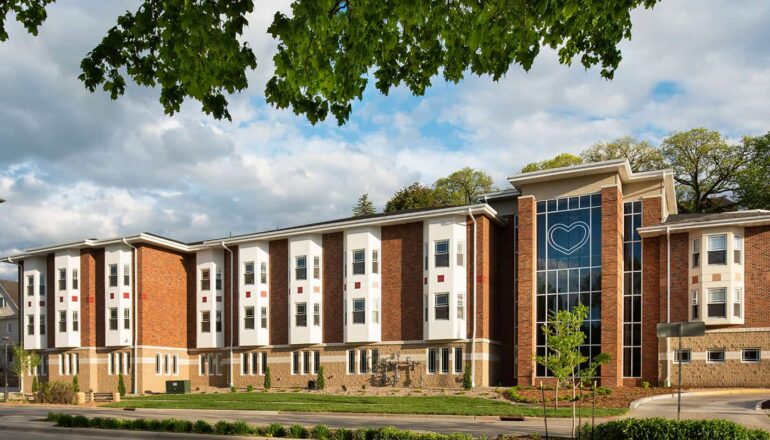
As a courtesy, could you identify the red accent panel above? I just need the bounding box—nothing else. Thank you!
[354,282,361,289]
[109,293,115,299]
[72,296,78,302]
[313,286,320,293]
[28,301,31,307]
[245,291,251,298]
[202,297,208,303]
[260,291,267,298]
[437,275,445,282]
[59,296,63,303]
[298,286,303,294]
[123,292,130,299]
[88,297,95,304]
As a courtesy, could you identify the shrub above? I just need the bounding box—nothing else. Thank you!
[214,420,231,435]
[334,428,353,440]
[247,384,254,392]
[595,386,612,396]
[231,386,237,393]
[641,381,650,390]
[577,418,770,440]
[117,374,126,397]
[312,424,333,439]
[267,422,287,437]
[289,424,309,438]
[316,366,326,390]
[32,377,39,393]
[463,368,472,390]
[38,381,76,404]
[71,415,90,428]
[231,421,252,436]
[72,375,80,393]
[264,366,272,390]
[505,386,537,404]
[192,420,214,434]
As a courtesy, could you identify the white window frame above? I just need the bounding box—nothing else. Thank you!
[72,268,79,290]
[155,353,162,375]
[352,249,366,275]
[109,264,118,287]
[673,349,691,364]
[295,256,307,281]
[706,349,725,364]
[734,288,742,318]
[434,240,450,268]
[352,298,365,324]
[58,268,67,291]
[707,287,727,318]
[741,348,760,363]
[372,249,379,274]
[734,235,742,264]
[244,306,255,330]
[691,238,700,268]
[456,240,465,267]
[295,302,307,327]
[244,261,255,285]
[707,234,727,265]
[260,262,268,284]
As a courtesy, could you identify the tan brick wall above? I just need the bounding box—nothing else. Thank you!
[745,226,770,327]
[323,232,344,343]
[600,186,623,387]
[269,239,289,345]
[660,330,770,387]
[381,222,423,341]
[137,244,189,348]
[516,196,536,386]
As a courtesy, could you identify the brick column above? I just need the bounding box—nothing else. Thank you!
[641,197,662,384]
[516,196,537,386]
[46,253,55,349]
[322,232,343,343]
[600,186,623,387]
[269,240,289,345]
[224,246,239,347]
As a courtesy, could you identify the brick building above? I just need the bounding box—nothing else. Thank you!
[2,159,769,393]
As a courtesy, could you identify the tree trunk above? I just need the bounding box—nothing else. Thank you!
[554,382,559,409]
[571,384,577,438]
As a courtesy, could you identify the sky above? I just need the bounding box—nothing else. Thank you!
[1,0,769,280]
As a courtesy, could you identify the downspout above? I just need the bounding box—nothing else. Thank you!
[122,238,138,395]
[7,257,23,392]
[468,209,478,388]
[660,178,675,388]
[221,242,234,388]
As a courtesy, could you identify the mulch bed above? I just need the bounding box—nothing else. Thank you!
[510,386,683,408]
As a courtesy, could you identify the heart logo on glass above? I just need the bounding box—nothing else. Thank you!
[548,221,590,255]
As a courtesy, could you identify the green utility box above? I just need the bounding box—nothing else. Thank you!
[165,380,191,394]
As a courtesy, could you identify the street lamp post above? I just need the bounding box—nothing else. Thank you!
[2,336,9,402]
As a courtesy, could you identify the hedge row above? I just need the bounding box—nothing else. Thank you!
[577,417,770,440]
[46,413,472,440]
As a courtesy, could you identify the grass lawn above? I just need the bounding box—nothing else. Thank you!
[108,392,627,418]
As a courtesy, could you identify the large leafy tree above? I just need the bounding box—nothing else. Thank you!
[433,167,495,205]
[581,136,665,172]
[2,0,661,123]
[734,133,770,210]
[660,128,749,213]
[384,182,437,212]
[521,153,583,173]
[352,193,376,216]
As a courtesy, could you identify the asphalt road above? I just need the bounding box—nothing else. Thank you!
[629,390,770,430]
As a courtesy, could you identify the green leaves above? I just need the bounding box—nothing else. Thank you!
[0,0,54,42]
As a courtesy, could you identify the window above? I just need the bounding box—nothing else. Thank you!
[453,347,463,373]
[164,354,170,375]
[39,275,46,296]
[692,239,700,268]
[261,353,267,375]
[173,354,178,375]
[27,315,34,335]
[215,269,222,290]
[123,264,130,286]
[457,240,465,267]
[707,235,727,265]
[434,293,449,320]
[707,288,726,318]
[734,288,742,318]
[39,314,46,335]
[107,308,117,330]
[26,275,34,296]
[70,354,77,375]
[59,310,67,332]
[251,352,258,375]
[244,307,255,329]
[457,293,465,319]
[208,355,214,376]
[427,348,437,373]
[742,348,760,363]
[707,349,725,363]
[359,349,368,374]
[109,264,118,287]
[216,311,222,332]
[72,269,78,290]
[673,349,691,364]
[242,353,249,375]
[292,352,300,375]
[58,268,66,291]
[435,240,449,267]
[313,303,320,326]
[123,308,130,330]
[314,351,321,374]
[371,349,379,372]
[201,269,211,291]
[352,299,365,324]
[0,297,4,308]
[260,307,267,329]
[347,350,355,374]
[424,243,428,270]
[260,262,267,284]
[372,298,380,324]
[691,290,699,320]
[201,311,211,333]
[372,250,379,274]
[72,311,79,332]
[155,354,161,374]
[216,354,222,375]
[352,249,365,275]
[295,256,307,280]
[199,355,206,375]
[303,351,310,374]
[296,303,307,327]
[734,235,742,264]
[313,256,321,279]
[440,347,450,373]
[244,261,255,285]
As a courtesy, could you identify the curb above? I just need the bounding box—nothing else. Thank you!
[0,423,259,440]
[629,389,770,410]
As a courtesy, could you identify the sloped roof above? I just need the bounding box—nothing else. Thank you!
[0,279,19,308]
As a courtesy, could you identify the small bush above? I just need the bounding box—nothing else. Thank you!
[312,424,333,439]
[505,386,537,404]
[264,366,272,390]
[463,368,472,390]
[317,366,326,390]
[595,386,612,396]
[577,418,770,440]
[247,384,254,392]
[37,381,76,404]
[334,428,353,440]
[193,420,214,434]
[231,386,237,393]
[72,375,80,393]
[32,377,39,393]
[231,421,252,436]
[117,374,126,397]
[641,381,650,389]
[214,420,231,435]
[71,415,90,428]
[289,424,309,438]
[267,422,287,437]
